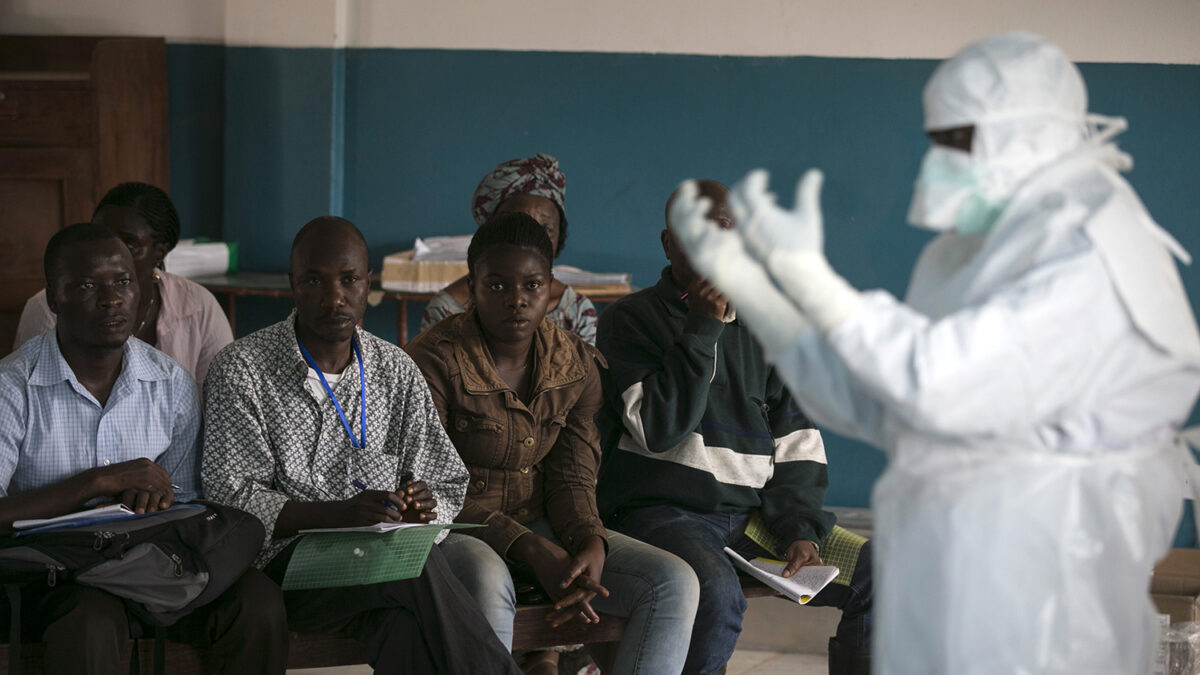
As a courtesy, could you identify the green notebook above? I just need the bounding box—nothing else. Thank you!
[282,523,482,591]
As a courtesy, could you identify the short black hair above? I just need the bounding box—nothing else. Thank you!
[44,222,124,289]
[665,179,729,228]
[553,204,569,255]
[467,212,555,278]
[492,198,569,258]
[93,182,181,251]
[290,215,369,263]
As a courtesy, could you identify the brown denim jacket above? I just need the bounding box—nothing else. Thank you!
[406,310,608,557]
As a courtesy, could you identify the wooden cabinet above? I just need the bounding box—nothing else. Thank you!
[0,36,168,356]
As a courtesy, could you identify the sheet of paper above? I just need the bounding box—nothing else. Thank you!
[551,265,632,287]
[724,547,838,604]
[298,522,425,534]
[13,503,135,530]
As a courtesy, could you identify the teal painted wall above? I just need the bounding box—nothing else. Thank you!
[162,45,1200,524]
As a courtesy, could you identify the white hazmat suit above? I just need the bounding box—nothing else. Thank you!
[669,32,1200,674]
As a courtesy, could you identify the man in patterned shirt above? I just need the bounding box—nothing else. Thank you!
[0,223,287,674]
[202,216,520,674]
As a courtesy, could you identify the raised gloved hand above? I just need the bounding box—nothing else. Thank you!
[731,168,825,261]
[668,180,809,356]
[674,170,864,335]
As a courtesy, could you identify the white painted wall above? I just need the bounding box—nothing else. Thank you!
[0,0,226,44]
[2,0,1199,63]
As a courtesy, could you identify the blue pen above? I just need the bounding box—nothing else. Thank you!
[351,478,397,510]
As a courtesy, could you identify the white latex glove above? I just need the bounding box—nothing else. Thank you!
[667,180,809,356]
[730,168,825,261]
[732,169,862,334]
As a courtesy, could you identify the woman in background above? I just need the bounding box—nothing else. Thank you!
[13,182,233,387]
[419,153,598,345]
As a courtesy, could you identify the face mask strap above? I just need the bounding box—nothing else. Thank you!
[1085,113,1128,146]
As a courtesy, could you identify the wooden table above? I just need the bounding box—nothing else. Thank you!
[195,272,630,347]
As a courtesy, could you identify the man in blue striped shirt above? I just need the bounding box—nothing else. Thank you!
[0,223,286,674]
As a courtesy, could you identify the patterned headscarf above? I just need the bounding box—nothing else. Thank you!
[471,153,566,228]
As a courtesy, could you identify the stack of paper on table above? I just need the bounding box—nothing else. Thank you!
[412,235,471,261]
[379,235,474,293]
[724,547,839,604]
[283,522,482,590]
[552,265,632,295]
[381,250,469,293]
[164,239,238,278]
[381,235,632,296]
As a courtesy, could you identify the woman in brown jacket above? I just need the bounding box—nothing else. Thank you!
[406,213,698,675]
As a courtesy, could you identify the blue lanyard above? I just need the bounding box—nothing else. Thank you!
[296,334,367,450]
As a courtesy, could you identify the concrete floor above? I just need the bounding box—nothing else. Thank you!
[287,595,840,674]
[289,649,828,674]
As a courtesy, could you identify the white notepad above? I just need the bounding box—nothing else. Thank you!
[298,522,426,534]
[13,503,136,530]
[724,547,839,604]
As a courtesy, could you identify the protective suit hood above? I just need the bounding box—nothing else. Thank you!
[922,31,1086,132]
[909,33,1094,232]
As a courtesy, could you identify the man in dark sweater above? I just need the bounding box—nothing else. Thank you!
[596,180,871,675]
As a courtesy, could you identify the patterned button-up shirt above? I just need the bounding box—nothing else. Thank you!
[201,313,468,567]
[0,332,200,501]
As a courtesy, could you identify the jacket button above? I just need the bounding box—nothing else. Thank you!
[523,436,535,447]
[520,466,530,474]
[517,508,528,516]
[474,480,486,490]
[457,419,468,431]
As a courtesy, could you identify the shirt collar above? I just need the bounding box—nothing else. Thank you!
[28,332,170,392]
[652,266,689,315]
[283,310,368,384]
[154,271,196,329]
[651,266,738,323]
[452,310,588,396]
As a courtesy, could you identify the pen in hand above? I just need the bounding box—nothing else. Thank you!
[351,478,398,511]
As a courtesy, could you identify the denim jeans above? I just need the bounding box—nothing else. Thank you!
[439,517,700,675]
[611,504,873,675]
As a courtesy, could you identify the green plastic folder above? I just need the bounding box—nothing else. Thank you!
[282,523,482,591]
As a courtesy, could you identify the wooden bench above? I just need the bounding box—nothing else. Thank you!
[0,577,776,673]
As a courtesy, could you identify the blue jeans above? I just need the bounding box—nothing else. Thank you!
[439,518,700,675]
[611,504,873,675]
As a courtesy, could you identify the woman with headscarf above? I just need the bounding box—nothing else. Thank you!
[13,182,233,388]
[420,154,599,345]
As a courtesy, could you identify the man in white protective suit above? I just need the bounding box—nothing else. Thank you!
[667,32,1200,674]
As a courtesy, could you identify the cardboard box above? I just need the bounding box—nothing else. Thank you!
[1153,593,1200,624]
[1152,548,1200,623]
[381,250,467,293]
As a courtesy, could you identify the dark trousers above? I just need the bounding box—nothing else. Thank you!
[265,542,520,675]
[612,504,873,675]
[4,568,288,675]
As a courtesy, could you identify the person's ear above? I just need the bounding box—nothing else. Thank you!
[661,230,672,260]
[45,281,59,314]
[153,242,169,271]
